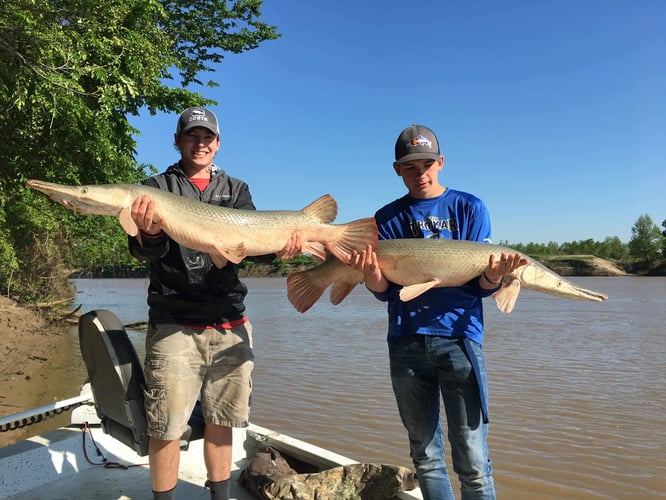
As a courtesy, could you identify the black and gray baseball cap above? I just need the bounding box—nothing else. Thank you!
[394,124,441,164]
[176,107,220,136]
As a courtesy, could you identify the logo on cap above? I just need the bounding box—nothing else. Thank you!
[408,135,433,149]
[189,109,209,123]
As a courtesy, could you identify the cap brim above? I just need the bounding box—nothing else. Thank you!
[178,123,219,136]
[395,152,441,164]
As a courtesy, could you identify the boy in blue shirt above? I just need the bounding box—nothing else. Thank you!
[349,125,526,500]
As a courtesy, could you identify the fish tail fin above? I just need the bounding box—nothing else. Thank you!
[302,194,338,224]
[325,217,378,262]
[493,277,521,313]
[287,270,327,313]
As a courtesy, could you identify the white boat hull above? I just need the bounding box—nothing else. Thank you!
[0,420,422,499]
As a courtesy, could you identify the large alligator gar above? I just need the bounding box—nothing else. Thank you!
[26,180,378,267]
[287,238,608,313]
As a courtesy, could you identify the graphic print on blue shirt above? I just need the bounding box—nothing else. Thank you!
[376,190,491,242]
[409,215,457,239]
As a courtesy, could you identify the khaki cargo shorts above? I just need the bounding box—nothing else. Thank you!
[143,320,254,441]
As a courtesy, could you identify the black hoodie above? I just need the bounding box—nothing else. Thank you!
[128,161,255,326]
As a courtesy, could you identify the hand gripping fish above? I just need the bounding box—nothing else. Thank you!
[287,238,608,313]
[27,180,378,267]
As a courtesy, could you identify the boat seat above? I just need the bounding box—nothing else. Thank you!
[78,309,204,456]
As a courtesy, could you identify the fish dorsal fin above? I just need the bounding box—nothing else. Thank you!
[118,208,139,236]
[213,242,247,265]
[301,194,338,224]
[493,277,521,313]
[399,279,441,302]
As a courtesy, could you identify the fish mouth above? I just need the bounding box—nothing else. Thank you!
[573,286,608,302]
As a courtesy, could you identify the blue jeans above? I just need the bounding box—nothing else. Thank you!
[388,335,495,500]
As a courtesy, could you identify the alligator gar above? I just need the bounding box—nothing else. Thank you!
[26,180,378,267]
[287,238,608,313]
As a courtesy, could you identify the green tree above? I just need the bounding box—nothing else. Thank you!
[628,214,663,267]
[523,242,548,256]
[599,236,628,260]
[0,0,278,301]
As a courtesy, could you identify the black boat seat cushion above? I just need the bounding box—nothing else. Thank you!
[78,309,204,456]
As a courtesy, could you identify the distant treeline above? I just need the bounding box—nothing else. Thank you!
[504,213,666,273]
[500,237,628,260]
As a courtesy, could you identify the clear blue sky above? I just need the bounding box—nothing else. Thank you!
[129,1,665,245]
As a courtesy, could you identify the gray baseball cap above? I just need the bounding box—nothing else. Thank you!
[176,107,220,136]
[394,124,441,164]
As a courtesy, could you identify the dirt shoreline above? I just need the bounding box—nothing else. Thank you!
[0,297,63,397]
[0,297,81,446]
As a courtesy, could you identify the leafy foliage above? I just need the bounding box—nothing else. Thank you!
[160,0,279,87]
[0,0,279,302]
[628,214,664,268]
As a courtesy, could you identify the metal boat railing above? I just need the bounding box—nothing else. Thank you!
[0,392,94,433]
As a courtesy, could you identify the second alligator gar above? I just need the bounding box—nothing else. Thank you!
[287,238,608,313]
[26,180,378,267]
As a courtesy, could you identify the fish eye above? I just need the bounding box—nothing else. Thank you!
[81,187,88,194]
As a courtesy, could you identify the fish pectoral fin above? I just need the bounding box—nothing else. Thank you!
[118,208,139,236]
[493,277,521,313]
[399,279,441,302]
[214,242,247,265]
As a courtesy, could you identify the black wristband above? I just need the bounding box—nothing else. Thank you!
[483,271,500,285]
[139,229,164,239]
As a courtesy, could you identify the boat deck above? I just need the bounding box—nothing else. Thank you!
[0,422,422,499]
[1,425,252,500]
